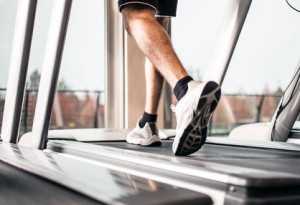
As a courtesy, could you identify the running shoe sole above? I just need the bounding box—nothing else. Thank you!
[174,81,221,156]
[126,136,162,146]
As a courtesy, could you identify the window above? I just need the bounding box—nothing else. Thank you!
[0,0,106,136]
[223,0,300,94]
[170,0,229,131]
[172,0,229,80]
[220,0,300,135]
[171,0,300,136]
[25,0,106,132]
[0,0,18,135]
[54,0,105,129]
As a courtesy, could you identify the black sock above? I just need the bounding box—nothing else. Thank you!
[173,76,193,101]
[139,112,157,128]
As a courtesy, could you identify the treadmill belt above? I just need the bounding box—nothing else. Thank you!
[97,140,174,155]
[47,139,300,204]
[0,160,103,205]
[98,140,300,175]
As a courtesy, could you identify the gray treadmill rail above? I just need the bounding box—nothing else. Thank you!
[0,161,103,205]
[47,140,300,186]
[0,142,212,205]
[47,139,300,204]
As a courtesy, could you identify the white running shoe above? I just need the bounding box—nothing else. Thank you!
[126,119,162,146]
[171,81,221,156]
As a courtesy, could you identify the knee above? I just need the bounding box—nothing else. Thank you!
[121,4,156,34]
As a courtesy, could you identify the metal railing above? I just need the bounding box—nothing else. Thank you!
[208,93,282,136]
[0,88,282,137]
[0,88,105,136]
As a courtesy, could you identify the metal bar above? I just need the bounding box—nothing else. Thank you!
[30,0,72,149]
[268,60,300,142]
[23,90,30,134]
[94,92,100,128]
[1,0,37,143]
[203,0,252,85]
[163,20,173,129]
[256,95,265,123]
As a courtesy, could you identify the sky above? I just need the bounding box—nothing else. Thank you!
[1,0,300,94]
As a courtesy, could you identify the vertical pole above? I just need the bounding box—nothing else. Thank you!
[204,0,252,85]
[94,91,100,128]
[23,89,30,134]
[256,95,265,123]
[1,0,37,143]
[30,0,72,149]
[104,0,125,128]
[163,19,173,128]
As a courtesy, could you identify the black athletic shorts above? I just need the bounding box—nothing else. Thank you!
[118,0,178,17]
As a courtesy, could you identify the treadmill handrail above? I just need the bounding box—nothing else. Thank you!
[30,0,72,149]
[1,0,37,143]
[204,0,252,85]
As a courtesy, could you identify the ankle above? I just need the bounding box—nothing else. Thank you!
[173,76,193,101]
[139,112,157,128]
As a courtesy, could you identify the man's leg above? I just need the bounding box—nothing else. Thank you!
[122,3,221,155]
[144,57,163,114]
[140,17,168,127]
[121,5,195,101]
[122,5,187,88]
[126,17,168,147]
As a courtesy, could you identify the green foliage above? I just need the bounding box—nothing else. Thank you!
[26,69,71,90]
[27,69,40,90]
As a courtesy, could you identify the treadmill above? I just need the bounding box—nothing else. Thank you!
[2,0,300,204]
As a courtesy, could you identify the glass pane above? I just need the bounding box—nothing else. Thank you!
[0,0,18,135]
[171,0,229,80]
[170,0,300,137]
[20,0,52,134]
[22,0,105,135]
[56,0,105,129]
[223,0,300,94]
[168,0,229,129]
[214,0,300,136]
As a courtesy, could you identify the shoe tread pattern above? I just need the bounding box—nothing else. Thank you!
[175,81,221,156]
